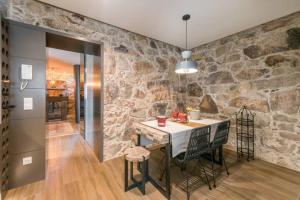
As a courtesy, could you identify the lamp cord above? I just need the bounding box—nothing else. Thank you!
[185,20,187,50]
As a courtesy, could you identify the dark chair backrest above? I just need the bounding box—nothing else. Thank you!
[211,120,230,150]
[184,125,211,162]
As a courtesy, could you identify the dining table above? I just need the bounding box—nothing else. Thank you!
[134,118,227,199]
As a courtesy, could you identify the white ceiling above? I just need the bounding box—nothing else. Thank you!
[47,48,81,65]
[40,0,300,48]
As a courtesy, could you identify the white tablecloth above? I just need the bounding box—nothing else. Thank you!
[140,118,223,157]
[141,119,221,157]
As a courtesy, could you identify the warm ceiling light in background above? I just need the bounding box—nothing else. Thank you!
[175,14,198,74]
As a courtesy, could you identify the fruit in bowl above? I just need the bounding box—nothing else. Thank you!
[178,112,188,123]
[171,111,179,121]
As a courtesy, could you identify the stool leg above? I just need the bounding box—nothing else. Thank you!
[141,157,146,195]
[124,159,128,192]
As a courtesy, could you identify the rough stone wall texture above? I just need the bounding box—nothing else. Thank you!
[185,12,300,171]
[6,0,182,160]
[5,0,300,171]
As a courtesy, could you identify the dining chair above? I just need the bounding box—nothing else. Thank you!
[209,120,230,188]
[174,125,212,200]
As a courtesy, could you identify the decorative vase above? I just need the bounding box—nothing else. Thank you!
[157,116,167,127]
[189,110,200,120]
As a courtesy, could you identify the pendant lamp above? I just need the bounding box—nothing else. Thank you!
[175,14,198,74]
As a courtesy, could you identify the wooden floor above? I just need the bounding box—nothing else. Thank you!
[6,125,300,200]
[46,120,84,138]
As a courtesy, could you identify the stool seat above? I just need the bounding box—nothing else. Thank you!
[124,146,150,162]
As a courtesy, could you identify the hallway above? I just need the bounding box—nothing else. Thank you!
[45,121,81,138]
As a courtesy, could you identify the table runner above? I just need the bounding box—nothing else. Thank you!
[140,118,222,157]
[174,121,206,128]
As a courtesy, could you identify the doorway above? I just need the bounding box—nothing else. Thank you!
[45,33,103,161]
[46,48,81,137]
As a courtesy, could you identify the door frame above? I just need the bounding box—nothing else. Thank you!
[8,20,105,162]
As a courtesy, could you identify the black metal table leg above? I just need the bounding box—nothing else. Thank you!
[145,159,149,180]
[137,134,141,146]
[141,157,146,195]
[124,159,128,191]
[137,134,141,170]
[137,134,171,200]
[130,162,133,181]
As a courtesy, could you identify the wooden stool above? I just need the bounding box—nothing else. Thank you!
[124,146,150,195]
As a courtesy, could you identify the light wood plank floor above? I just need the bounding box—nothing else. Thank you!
[46,120,80,138]
[6,133,300,200]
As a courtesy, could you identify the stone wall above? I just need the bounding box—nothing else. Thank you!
[184,12,300,171]
[6,0,181,160]
[5,0,300,171]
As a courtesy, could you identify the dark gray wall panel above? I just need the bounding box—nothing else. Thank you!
[8,149,45,188]
[9,24,46,60]
[9,88,45,120]
[9,57,46,89]
[9,118,45,154]
[8,23,46,188]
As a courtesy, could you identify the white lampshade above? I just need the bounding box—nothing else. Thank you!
[175,60,198,74]
[175,14,198,74]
